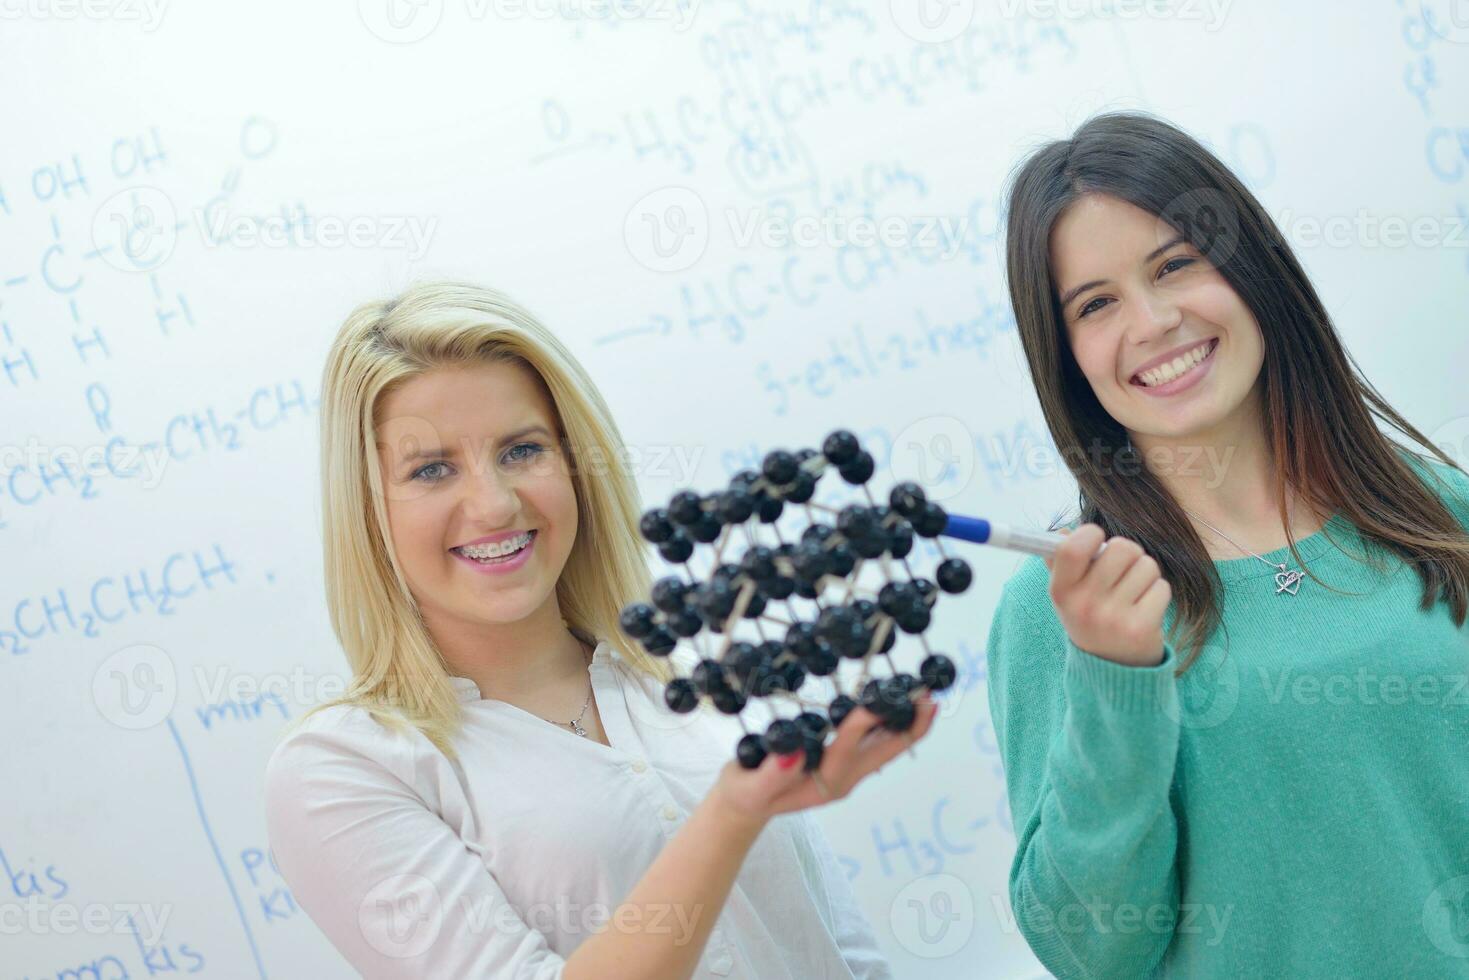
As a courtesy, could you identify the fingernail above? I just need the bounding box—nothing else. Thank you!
[778,752,800,769]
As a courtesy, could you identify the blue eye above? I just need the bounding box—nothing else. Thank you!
[1077,297,1109,319]
[504,442,544,464]
[1160,256,1194,276]
[412,461,450,483]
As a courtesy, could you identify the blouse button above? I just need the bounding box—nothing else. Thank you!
[710,948,734,975]
[660,804,678,821]
[631,759,648,773]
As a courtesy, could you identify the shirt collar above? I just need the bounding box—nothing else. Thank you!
[448,638,614,703]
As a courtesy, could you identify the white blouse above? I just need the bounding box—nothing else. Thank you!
[263,636,894,979]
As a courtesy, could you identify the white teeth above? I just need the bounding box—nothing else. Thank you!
[457,532,533,559]
[1137,341,1213,388]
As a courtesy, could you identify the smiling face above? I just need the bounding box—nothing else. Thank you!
[1049,192,1266,447]
[374,360,578,639]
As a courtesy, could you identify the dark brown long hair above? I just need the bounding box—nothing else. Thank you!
[1003,110,1469,672]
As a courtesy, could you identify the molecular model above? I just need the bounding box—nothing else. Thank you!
[618,429,972,775]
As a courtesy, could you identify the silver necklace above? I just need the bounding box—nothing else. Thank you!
[539,647,594,737]
[563,681,593,738]
[1183,508,1304,596]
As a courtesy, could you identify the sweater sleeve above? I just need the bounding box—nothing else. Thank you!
[263,712,567,980]
[985,558,1184,979]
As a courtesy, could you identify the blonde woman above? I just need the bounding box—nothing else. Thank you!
[263,281,932,978]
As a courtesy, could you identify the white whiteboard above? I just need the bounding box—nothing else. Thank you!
[5,2,1468,977]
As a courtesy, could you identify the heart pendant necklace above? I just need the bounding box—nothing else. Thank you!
[1184,507,1304,596]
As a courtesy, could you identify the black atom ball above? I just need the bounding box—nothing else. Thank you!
[795,711,830,740]
[914,501,948,537]
[937,558,973,594]
[837,450,875,485]
[717,488,756,524]
[920,654,958,692]
[822,429,860,466]
[642,626,677,657]
[736,733,767,769]
[668,490,704,526]
[618,602,657,639]
[691,512,723,543]
[895,605,932,634]
[802,736,824,772]
[889,481,927,519]
[883,700,918,732]
[664,678,698,713]
[761,449,800,485]
[711,686,747,715]
[828,694,857,728]
[657,532,694,564]
[691,659,727,695]
[782,471,818,504]
[640,508,675,544]
[650,576,690,613]
[755,495,784,522]
[665,609,702,638]
[765,718,802,755]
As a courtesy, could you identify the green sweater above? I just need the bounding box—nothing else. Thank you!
[985,453,1469,978]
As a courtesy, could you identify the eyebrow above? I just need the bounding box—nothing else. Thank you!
[394,425,553,465]
[1057,234,1189,310]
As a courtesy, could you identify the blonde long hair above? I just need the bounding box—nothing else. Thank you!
[297,280,672,760]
